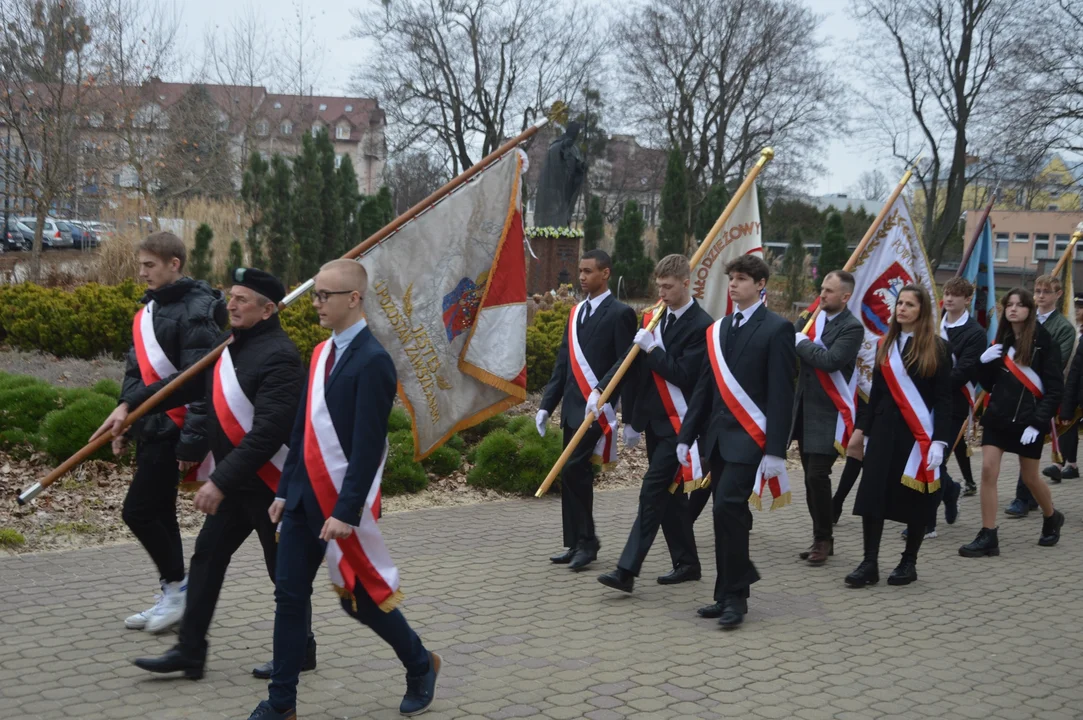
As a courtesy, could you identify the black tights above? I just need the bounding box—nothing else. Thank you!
[833,456,863,514]
[862,516,924,565]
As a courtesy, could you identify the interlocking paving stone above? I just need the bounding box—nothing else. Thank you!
[3,448,1083,719]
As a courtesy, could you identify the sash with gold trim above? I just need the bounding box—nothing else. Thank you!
[879,339,939,493]
[806,310,857,456]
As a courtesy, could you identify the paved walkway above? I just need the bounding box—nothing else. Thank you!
[3,450,1083,720]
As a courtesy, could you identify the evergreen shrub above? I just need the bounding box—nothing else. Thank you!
[39,395,118,462]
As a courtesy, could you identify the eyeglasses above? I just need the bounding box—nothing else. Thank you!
[310,289,356,304]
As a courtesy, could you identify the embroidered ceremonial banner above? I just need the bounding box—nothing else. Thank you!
[690,184,762,319]
[360,151,528,460]
[960,217,999,344]
[845,196,937,397]
[641,310,703,488]
[304,340,401,611]
[705,320,791,510]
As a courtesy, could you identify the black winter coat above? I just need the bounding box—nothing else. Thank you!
[120,278,227,460]
[977,325,1063,431]
[127,314,303,496]
[943,316,987,419]
[854,337,952,524]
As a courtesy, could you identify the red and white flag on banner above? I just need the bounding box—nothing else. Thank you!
[690,184,762,319]
[359,151,528,459]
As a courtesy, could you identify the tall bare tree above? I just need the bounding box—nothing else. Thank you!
[852,0,1023,269]
[91,0,181,227]
[614,0,842,229]
[281,0,325,99]
[384,151,448,216]
[351,0,605,175]
[0,0,93,281]
[851,169,891,201]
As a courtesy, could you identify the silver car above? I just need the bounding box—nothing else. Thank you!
[19,216,74,249]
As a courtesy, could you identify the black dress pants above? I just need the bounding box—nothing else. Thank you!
[122,439,185,584]
[799,443,836,542]
[560,423,603,550]
[616,428,699,576]
[709,447,760,603]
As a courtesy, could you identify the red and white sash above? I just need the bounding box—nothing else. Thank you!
[705,320,791,510]
[642,309,703,490]
[303,340,401,612]
[879,339,939,493]
[132,301,201,485]
[568,302,618,467]
[806,310,857,456]
[194,346,288,492]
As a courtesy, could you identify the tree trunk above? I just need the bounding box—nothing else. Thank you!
[29,205,46,284]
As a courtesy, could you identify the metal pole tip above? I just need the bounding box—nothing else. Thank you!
[17,482,42,506]
[760,147,775,161]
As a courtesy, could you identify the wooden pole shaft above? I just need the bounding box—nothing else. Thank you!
[19,121,550,505]
[535,147,775,498]
[1051,230,1082,278]
[802,164,916,335]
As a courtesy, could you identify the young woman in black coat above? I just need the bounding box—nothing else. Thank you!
[959,288,1066,557]
[845,285,951,589]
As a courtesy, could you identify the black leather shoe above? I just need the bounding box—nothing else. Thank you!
[697,602,724,618]
[252,637,317,679]
[959,527,999,557]
[597,569,634,593]
[247,700,296,720]
[568,547,597,571]
[1039,510,1065,547]
[944,479,961,525]
[718,605,745,630]
[550,548,576,564]
[1062,466,1080,480]
[657,565,701,584]
[887,560,917,586]
[1043,464,1063,483]
[132,646,205,679]
[844,560,879,588]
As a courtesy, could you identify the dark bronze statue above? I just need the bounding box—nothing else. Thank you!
[533,121,586,228]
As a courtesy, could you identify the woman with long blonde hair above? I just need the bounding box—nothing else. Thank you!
[959,287,1065,557]
[845,285,952,588]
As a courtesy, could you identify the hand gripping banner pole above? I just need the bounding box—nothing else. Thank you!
[18,119,549,506]
[534,147,775,498]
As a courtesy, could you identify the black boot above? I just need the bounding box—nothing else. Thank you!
[887,559,917,586]
[959,527,1000,557]
[844,560,879,588]
[252,636,316,679]
[1039,510,1065,547]
[132,645,205,679]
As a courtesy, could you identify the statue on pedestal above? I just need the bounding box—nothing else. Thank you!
[533,121,586,229]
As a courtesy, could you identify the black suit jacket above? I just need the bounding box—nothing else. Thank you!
[598,300,713,437]
[942,315,987,418]
[276,326,396,532]
[540,293,637,429]
[679,304,797,464]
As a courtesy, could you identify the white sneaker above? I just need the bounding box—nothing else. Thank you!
[924,530,938,539]
[144,577,187,634]
[125,590,164,630]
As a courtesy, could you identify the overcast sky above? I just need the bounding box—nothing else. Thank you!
[175,0,885,197]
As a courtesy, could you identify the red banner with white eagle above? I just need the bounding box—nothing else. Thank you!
[358,151,528,459]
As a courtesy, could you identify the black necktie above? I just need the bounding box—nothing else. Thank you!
[731,311,744,334]
[661,311,673,336]
[580,303,591,327]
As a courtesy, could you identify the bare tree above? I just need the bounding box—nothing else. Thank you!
[351,0,606,175]
[852,0,1023,269]
[384,151,448,216]
[280,0,325,98]
[0,0,93,281]
[91,0,181,227]
[851,169,891,201]
[614,0,843,227]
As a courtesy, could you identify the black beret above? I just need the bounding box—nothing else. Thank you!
[229,267,285,304]
[1074,291,1083,304]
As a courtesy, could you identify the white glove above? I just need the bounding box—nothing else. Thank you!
[622,424,641,448]
[795,332,810,347]
[980,344,1003,364]
[1020,426,1040,445]
[634,328,656,353]
[761,454,786,479]
[586,390,601,418]
[535,409,549,437]
[925,440,946,471]
[676,442,692,468]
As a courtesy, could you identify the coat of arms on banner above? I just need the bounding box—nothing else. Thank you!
[861,261,912,336]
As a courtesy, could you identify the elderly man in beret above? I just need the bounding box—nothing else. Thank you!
[103,268,317,680]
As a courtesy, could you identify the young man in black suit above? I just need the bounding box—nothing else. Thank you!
[594,254,712,594]
[677,255,796,629]
[248,260,439,720]
[537,249,637,571]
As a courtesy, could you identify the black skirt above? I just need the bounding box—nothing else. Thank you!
[981,420,1046,460]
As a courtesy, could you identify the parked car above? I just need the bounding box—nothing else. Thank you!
[69,221,99,249]
[84,220,116,242]
[3,217,30,251]
[19,216,74,249]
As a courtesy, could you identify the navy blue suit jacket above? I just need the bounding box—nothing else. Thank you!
[276,326,397,532]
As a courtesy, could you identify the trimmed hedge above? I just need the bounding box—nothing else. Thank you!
[525,302,572,393]
[466,413,565,495]
[40,395,118,462]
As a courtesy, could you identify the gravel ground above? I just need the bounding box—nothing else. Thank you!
[0,347,126,387]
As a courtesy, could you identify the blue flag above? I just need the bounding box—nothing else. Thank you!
[960,217,998,343]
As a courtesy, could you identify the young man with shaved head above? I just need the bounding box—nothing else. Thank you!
[248,259,440,719]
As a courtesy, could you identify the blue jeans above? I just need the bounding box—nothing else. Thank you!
[268,499,429,710]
